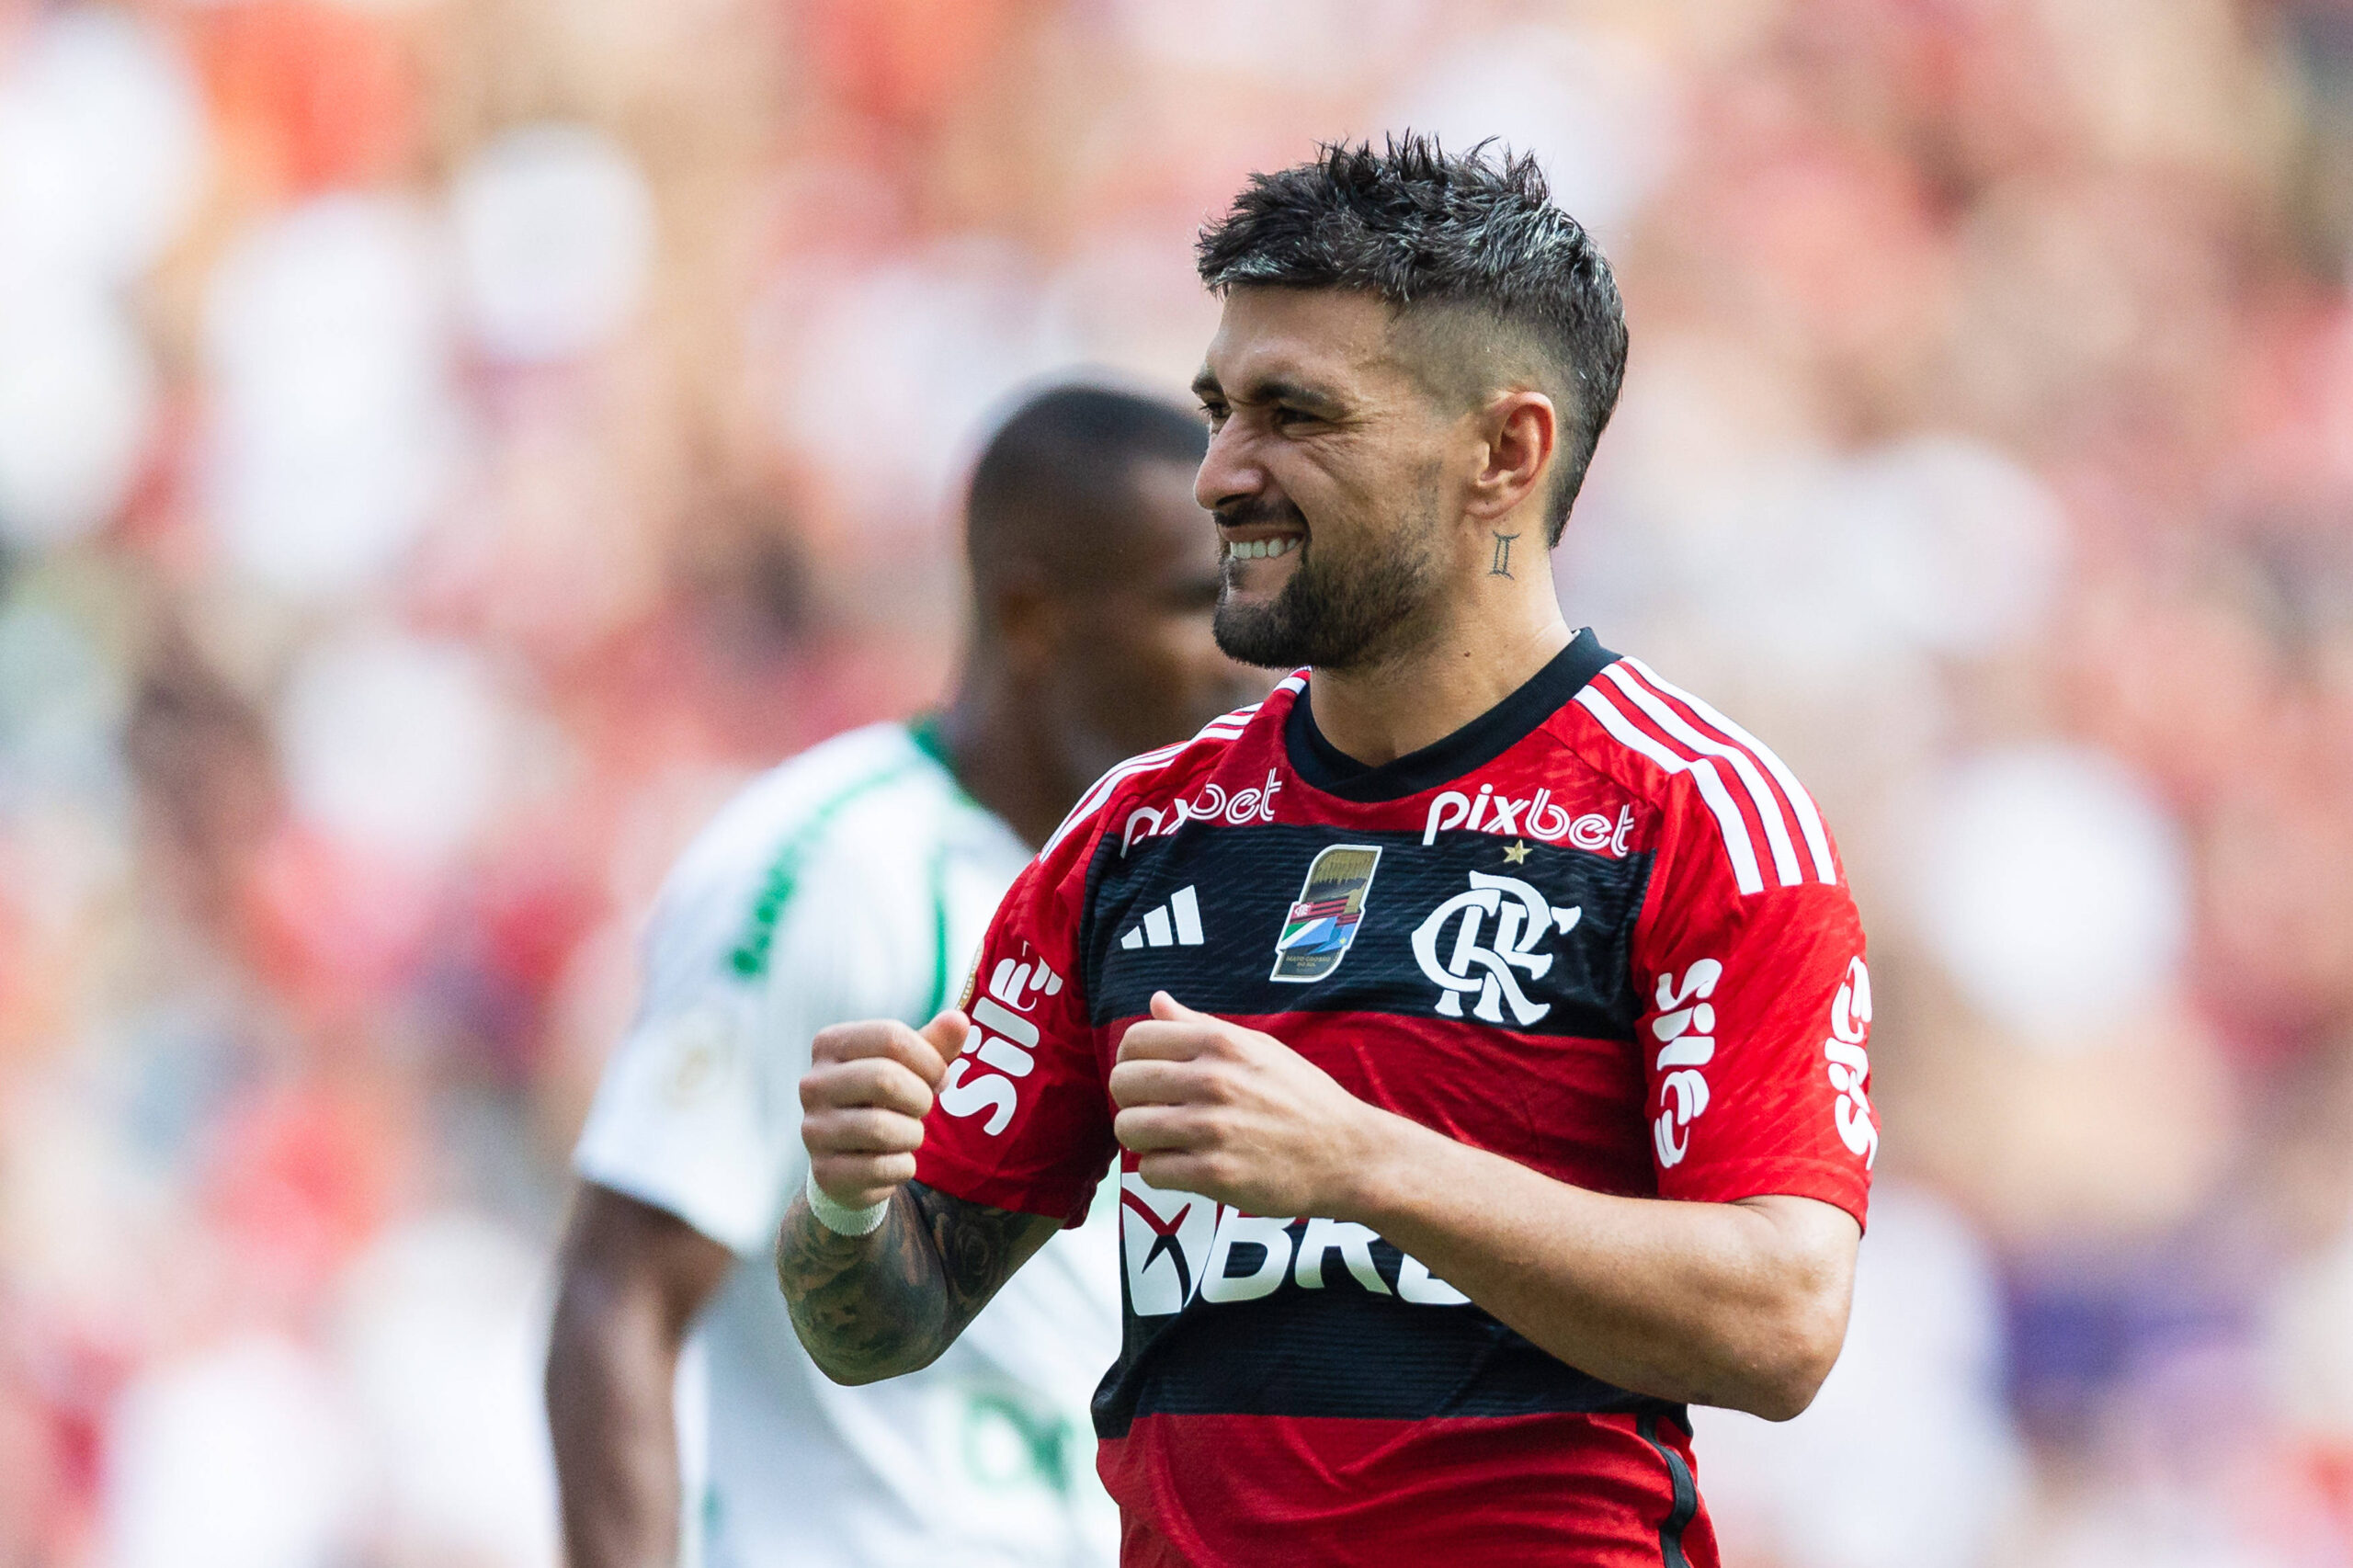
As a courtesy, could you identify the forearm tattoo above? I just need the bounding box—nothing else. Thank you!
[776,1181,1058,1382]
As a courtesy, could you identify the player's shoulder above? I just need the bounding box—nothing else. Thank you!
[654,722,949,913]
[641,720,974,984]
[1037,676,1300,865]
[1546,650,1842,898]
[685,718,927,855]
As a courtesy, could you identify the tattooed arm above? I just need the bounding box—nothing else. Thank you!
[777,1008,1060,1384]
[778,1180,1060,1383]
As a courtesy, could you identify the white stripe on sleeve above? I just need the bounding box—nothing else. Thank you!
[1573,686,1766,896]
[1042,743,1186,857]
[1038,698,1267,858]
[1601,665,1802,888]
[1620,657,1837,884]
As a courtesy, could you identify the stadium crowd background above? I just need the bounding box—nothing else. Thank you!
[2,0,2351,1563]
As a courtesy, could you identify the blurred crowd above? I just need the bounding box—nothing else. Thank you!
[2,0,2351,1563]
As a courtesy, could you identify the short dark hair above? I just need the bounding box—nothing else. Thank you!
[1197,134,1627,545]
[966,383,1207,601]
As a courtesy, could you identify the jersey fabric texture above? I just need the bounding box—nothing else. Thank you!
[913,633,1877,1568]
[574,721,1121,1568]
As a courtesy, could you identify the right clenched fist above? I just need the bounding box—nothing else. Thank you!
[800,1009,968,1210]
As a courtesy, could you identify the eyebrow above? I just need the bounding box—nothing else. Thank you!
[1191,370,1346,416]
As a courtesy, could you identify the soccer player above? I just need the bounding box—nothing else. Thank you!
[547,384,1263,1568]
[780,140,1877,1566]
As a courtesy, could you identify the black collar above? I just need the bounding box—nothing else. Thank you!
[1285,629,1618,802]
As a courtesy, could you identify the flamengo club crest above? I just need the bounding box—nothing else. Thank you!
[1269,845,1382,983]
[1411,871,1581,1027]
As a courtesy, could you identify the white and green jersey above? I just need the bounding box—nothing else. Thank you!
[574,721,1120,1568]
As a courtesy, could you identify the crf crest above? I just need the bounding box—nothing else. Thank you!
[1410,870,1581,1027]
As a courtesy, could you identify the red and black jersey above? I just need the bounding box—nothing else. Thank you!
[916,631,1877,1568]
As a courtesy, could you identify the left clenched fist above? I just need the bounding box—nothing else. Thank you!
[1109,991,1393,1217]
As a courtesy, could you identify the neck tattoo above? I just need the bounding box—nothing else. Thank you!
[1489,531,1519,579]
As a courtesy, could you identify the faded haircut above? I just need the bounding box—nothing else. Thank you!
[1197,134,1627,546]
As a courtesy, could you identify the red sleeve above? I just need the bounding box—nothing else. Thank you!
[1634,785,1876,1229]
[915,822,1115,1226]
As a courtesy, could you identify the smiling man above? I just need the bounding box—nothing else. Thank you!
[779,139,1877,1566]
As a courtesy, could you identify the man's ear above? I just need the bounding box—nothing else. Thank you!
[1463,390,1558,524]
[986,569,1061,678]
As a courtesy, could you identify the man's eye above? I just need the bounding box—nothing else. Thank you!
[1270,406,1310,428]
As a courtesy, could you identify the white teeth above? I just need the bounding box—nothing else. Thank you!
[1230,537,1300,561]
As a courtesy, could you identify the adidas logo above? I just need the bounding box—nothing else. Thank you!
[1119,886,1204,950]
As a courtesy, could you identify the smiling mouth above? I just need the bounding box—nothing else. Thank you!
[1225,535,1302,562]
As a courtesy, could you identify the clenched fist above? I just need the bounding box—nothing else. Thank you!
[800,1009,967,1210]
[1108,991,1397,1218]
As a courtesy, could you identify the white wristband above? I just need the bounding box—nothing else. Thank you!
[804,1171,891,1236]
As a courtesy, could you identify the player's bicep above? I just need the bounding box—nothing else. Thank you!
[1638,875,1876,1222]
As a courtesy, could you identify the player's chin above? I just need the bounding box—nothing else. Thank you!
[1220,545,1304,597]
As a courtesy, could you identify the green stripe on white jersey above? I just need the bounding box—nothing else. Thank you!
[573,720,1122,1568]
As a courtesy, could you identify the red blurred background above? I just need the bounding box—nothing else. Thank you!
[2,2,2352,1563]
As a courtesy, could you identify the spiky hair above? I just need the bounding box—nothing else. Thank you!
[1198,134,1627,542]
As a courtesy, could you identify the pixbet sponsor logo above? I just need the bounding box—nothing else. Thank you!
[1122,770,1284,855]
[938,949,1063,1136]
[1119,1173,1470,1316]
[1422,786,1633,854]
[1410,870,1582,1027]
[1824,957,1876,1168]
[1649,959,1722,1169]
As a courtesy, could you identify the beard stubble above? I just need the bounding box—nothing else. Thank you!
[1210,484,1446,673]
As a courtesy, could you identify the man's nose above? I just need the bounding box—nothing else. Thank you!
[1194,420,1262,514]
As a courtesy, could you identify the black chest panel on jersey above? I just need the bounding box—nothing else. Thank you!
[1081,823,1654,1040]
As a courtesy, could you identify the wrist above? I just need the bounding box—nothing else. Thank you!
[1330,1107,1434,1229]
[803,1170,892,1235]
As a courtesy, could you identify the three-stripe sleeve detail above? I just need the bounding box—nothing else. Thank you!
[1621,656,1836,884]
[1574,685,1766,895]
[1575,659,1837,897]
[1040,699,1269,858]
[1600,664,1803,887]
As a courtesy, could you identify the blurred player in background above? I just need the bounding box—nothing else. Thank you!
[780,140,1875,1566]
[545,383,1262,1568]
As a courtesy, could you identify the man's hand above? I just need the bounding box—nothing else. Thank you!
[800,1009,967,1210]
[1109,991,1393,1215]
[782,1010,1061,1387]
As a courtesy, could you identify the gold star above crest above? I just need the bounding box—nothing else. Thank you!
[1502,839,1531,865]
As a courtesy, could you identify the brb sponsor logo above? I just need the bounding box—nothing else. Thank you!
[1423,784,1633,855]
[1119,1173,1470,1316]
[1824,957,1876,1167]
[938,948,1063,1136]
[1649,959,1722,1168]
[1122,770,1284,855]
[1411,871,1581,1027]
